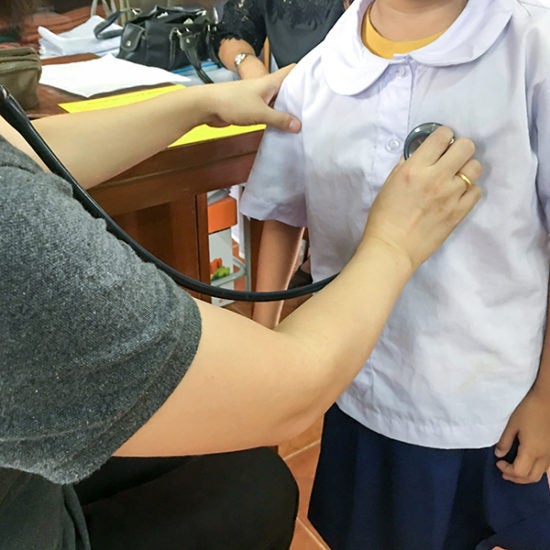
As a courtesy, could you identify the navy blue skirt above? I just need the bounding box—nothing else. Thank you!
[309,405,550,550]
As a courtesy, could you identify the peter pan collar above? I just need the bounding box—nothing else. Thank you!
[321,0,514,95]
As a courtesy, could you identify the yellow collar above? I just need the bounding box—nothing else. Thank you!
[362,5,444,58]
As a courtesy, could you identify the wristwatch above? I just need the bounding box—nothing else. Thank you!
[234,52,253,71]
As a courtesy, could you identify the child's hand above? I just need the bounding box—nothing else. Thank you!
[495,386,550,484]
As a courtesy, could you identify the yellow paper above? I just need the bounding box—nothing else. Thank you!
[59,85,265,147]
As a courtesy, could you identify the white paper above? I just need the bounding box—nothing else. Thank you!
[39,54,191,97]
[38,16,121,57]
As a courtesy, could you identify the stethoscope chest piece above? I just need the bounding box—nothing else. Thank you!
[403,122,442,159]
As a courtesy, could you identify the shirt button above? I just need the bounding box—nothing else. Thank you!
[386,137,401,152]
[397,65,408,78]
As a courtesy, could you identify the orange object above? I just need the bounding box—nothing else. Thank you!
[210,257,223,276]
[207,196,237,234]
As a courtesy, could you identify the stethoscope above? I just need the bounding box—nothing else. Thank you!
[0,84,440,302]
[403,122,443,159]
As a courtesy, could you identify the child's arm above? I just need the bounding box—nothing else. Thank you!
[252,220,305,328]
[495,279,550,484]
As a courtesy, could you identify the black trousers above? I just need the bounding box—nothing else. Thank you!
[75,448,299,550]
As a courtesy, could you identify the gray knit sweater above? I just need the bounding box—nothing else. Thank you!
[0,138,201,549]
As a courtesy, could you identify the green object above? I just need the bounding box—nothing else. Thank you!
[0,32,19,43]
[0,46,42,109]
[211,266,231,280]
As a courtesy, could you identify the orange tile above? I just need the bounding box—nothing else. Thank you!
[285,442,321,519]
[279,418,323,460]
[290,517,329,550]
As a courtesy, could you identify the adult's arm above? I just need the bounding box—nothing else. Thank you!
[214,0,268,78]
[0,67,299,188]
[117,127,483,457]
[218,38,269,78]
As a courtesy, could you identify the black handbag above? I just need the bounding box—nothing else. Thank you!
[94,5,222,84]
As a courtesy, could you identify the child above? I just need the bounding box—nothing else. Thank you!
[240,0,550,548]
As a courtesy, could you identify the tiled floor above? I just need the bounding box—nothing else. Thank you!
[280,421,329,550]
[224,270,329,549]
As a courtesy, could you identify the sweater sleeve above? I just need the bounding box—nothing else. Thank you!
[0,148,202,484]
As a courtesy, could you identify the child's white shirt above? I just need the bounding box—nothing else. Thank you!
[241,0,550,448]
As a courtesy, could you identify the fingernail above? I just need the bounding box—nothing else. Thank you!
[494,448,505,457]
[288,119,300,132]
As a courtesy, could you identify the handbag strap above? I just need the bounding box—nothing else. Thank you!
[174,29,214,84]
[94,8,138,40]
[206,24,222,67]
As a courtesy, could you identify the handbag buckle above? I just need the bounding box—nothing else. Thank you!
[172,27,193,51]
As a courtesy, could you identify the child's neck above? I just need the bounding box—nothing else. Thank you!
[369,0,468,41]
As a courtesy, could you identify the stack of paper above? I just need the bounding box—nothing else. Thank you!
[39,16,121,58]
[40,55,191,97]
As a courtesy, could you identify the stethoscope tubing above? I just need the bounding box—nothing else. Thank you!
[0,86,335,302]
[1,86,444,302]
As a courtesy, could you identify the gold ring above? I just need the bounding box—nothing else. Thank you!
[456,171,472,189]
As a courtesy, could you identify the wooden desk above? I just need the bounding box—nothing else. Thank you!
[29,59,262,298]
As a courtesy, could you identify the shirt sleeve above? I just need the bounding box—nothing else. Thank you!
[0,163,202,484]
[240,67,308,227]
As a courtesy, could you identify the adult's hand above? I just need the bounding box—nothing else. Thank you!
[200,65,301,132]
[16,65,299,188]
[362,126,482,272]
